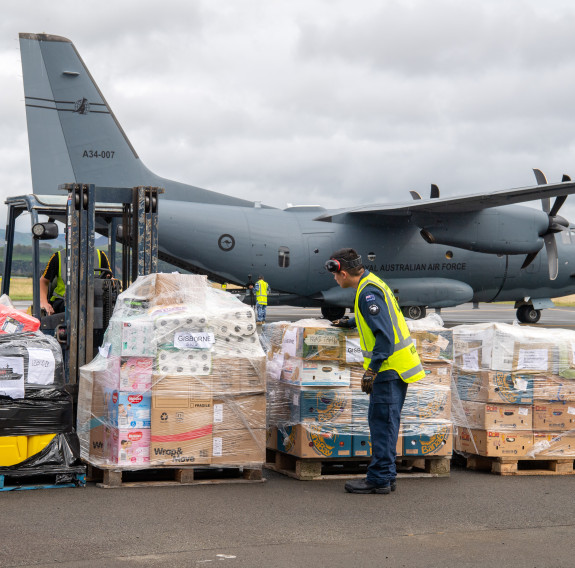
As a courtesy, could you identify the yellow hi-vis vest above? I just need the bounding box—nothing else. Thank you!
[51,249,105,301]
[255,280,268,305]
[354,272,425,383]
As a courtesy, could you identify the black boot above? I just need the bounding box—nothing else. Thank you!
[344,478,391,494]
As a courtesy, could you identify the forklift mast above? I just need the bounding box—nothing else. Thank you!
[2,184,163,389]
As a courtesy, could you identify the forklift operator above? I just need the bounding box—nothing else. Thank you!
[40,249,112,315]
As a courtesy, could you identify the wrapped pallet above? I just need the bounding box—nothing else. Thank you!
[452,322,575,458]
[0,331,81,476]
[264,315,454,460]
[77,273,266,470]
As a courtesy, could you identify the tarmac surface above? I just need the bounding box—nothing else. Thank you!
[2,303,575,567]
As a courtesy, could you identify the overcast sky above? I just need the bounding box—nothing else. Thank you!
[2,0,575,226]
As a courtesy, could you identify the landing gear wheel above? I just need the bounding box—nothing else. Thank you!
[401,306,426,320]
[516,305,541,324]
[321,305,346,321]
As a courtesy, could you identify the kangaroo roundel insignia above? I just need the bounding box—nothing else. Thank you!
[218,234,235,251]
[368,303,380,315]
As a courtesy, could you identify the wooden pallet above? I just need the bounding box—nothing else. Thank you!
[92,465,265,488]
[0,471,86,491]
[458,454,575,476]
[265,449,450,480]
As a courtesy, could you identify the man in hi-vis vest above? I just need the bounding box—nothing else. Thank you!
[326,248,425,494]
[254,275,270,324]
[39,249,111,315]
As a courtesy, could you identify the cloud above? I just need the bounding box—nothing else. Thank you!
[2,0,575,223]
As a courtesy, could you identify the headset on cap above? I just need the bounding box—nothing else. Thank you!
[324,255,362,273]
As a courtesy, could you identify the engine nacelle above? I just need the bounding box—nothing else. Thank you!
[413,206,548,254]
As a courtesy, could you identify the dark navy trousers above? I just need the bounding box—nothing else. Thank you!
[366,369,408,486]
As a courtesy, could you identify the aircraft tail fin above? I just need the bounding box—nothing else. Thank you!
[19,33,254,206]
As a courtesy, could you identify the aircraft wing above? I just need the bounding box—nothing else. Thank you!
[314,178,575,220]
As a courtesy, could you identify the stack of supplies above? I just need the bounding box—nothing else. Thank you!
[0,331,81,476]
[78,273,266,470]
[452,322,575,458]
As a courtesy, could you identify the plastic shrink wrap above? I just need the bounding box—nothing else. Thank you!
[77,274,266,469]
[0,331,82,475]
[263,315,453,459]
[0,294,40,334]
[452,322,575,458]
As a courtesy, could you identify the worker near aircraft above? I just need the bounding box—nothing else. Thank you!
[254,274,270,324]
[40,249,112,315]
[326,248,424,494]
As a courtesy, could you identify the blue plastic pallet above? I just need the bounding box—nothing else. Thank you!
[0,472,86,491]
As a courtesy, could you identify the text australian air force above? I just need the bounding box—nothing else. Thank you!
[364,262,467,272]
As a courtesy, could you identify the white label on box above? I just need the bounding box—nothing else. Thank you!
[438,367,447,375]
[517,348,548,371]
[568,407,575,416]
[281,328,297,357]
[461,350,479,371]
[213,437,223,457]
[0,356,25,399]
[518,407,529,416]
[436,335,450,351]
[26,348,55,385]
[304,334,339,346]
[293,393,299,406]
[174,331,214,350]
[213,404,223,423]
[345,337,363,364]
[514,378,528,392]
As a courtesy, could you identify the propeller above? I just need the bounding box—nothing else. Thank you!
[521,169,571,280]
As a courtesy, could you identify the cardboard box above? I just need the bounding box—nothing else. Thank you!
[150,401,212,465]
[266,426,278,450]
[281,326,345,362]
[402,386,451,421]
[456,428,533,457]
[289,388,352,424]
[152,374,212,406]
[455,371,533,404]
[153,273,207,306]
[277,424,352,458]
[212,394,266,432]
[459,401,533,430]
[402,423,453,456]
[532,432,575,457]
[419,363,453,388]
[106,390,151,429]
[351,390,369,423]
[211,428,266,465]
[300,327,343,361]
[89,424,106,461]
[351,433,402,457]
[106,427,150,465]
[411,329,453,362]
[281,359,351,387]
[349,365,366,390]
[535,376,575,402]
[211,357,266,394]
[533,402,575,431]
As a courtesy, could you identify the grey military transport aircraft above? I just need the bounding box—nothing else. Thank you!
[17,32,575,323]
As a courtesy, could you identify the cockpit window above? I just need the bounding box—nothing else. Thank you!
[278,246,290,268]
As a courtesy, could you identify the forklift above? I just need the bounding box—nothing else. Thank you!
[1,183,163,390]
